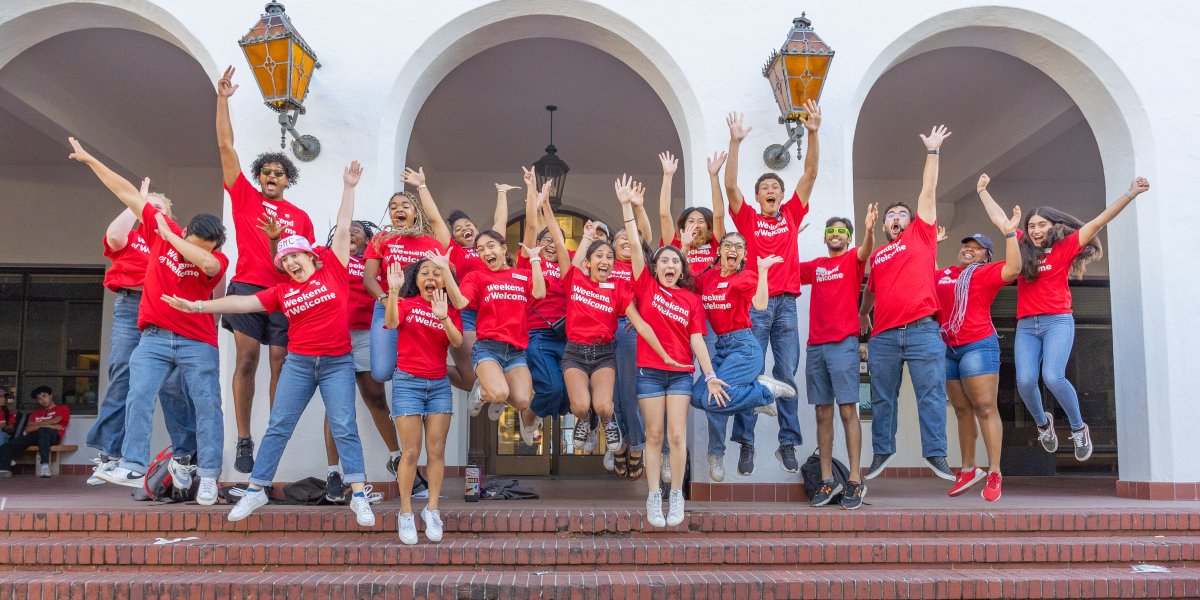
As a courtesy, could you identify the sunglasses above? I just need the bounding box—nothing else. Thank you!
[260,168,287,178]
[824,227,850,236]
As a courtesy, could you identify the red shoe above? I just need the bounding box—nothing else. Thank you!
[947,467,985,496]
[982,472,1002,502]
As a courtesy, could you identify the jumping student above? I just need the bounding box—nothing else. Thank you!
[384,260,463,545]
[798,203,877,509]
[69,138,228,505]
[166,162,375,527]
[657,151,720,271]
[937,174,1023,502]
[216,66,316,474]
[618,174,727,528]
[979,175,1150,462]
[608,226,655,479]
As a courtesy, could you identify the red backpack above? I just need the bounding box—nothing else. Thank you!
[131,446,197,503]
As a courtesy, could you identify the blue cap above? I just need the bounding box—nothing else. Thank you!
[961,233,994,255]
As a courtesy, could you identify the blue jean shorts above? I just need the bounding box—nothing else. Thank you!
[636,367,693,399]
[472,338,528,372]
[945,334,1001,380]
[390,369,453,416]
[806,335,861,406]
[461,309,478,332]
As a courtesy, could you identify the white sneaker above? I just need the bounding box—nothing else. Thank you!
[488,402,506,422]
[350,495,376,526]
[519,412,542,447]
[754,402,778,417]
[707,454,726,482]
[756,375,796,398]
[645,490,666,528]
[583,425,599,453]
[468,381,484,417]
[666,490,685,526]
[603,450,616,472]
[227,488,268,521]
[196,477,219,506]
[97,466,145,488]
[398,512,418,545]
[421,507,444,542]
[167,458,196,490]
[661,461,672,484]
[87,455,118,486]
[38,463,51,478]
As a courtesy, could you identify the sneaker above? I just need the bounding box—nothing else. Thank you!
[1037,412,1059,452]
[87,454,119,486]
[97,466,145,488]
[603,420,623,453]
[0,470,11,478]
[923,456,955,481]
[982,471,1003,502]
[167,456,196,490]
[839,481,866,510]
[387,455,401,476]
[948,467,986,497]
[754,402,778,417]
[1070,424,1093,462]
[519,412,542,447]
[196,477,219,506]
[325,472,346,502]
[863,453,894,480]
[350,495,376,527]
[666,489,685,526]
[756,375,796,398]
[707,454,726,482]
[398,512,418,545]
[573,415,591,447]
[488,402,507,421]
[603,450,616,472]
[775,445,799,473]
[421,507,444,542]
[227,488,268,520]
[38,463,51,478]
[737,443,755,476]
[810,479,843,507]
[644,490,666,528]
[661,460,672,484]
[234,438,255,474]
[360,485,384,504]
[468,381,484,417]
[584,425,600,453]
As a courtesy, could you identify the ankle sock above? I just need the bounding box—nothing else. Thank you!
[389,450,402,459]
[352,491,366,498]
[328,465,342,475]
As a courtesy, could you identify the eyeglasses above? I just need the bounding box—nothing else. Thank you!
[719,242,746,251]
[260,168,287,178]
[824,227,850,236]
[885,210,909,220]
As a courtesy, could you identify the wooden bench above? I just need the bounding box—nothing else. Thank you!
[16,444,78,475]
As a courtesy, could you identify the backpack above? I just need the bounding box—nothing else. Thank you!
[481,478,539,500]
[132,446,198,504]
[283,476,331,505]
[800,449,850,503]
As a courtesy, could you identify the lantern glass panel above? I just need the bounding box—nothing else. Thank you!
[289,41,315,103]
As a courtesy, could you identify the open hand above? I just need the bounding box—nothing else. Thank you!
[864,203,879,231]
[614,174,636,205]
[425,247,452,272]
[799,99,821,133]
[706,377,731,407]
[256,213,283,240]
[630,181,646,208]
[495,183,520,193]
[679,223,698,249]
[1001,205,1022,235]
[161,294,199,313]
[757,254,784,270]
[658,151,678,176]
[430,289,449,320]
[936,226,948,243]
[919,125,952,151]
[386,262,404,290]
[67,137,95,164]
[520,243,543,262]
[344,161,363,187]
[402,167,426,188]
[726,112,751,142]
[705,151,727,176]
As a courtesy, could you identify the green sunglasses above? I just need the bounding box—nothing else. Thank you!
[824,227,851,236]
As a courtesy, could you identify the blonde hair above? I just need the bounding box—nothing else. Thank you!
[147,192,174,219]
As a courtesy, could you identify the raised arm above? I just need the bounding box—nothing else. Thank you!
[426,248,468,309]
[215,66,242,188]
[1078,177,1150,247]
[706,151,728,240]
[430,289,463,348]
[68,137,148,216]
[616,175,646,277]
[163,292,264,315]
[402,167,452,248]
[105,177,151,250]
[571,221,599,274]
[793,100,821,206]
[521,166,539,249]
[332,161,362,267]
[633,184,654,244]
[975,174,1008,226]
[916,125,952,225]
[997,204,1023,283]
[857,203,879,262]
[657,151,678,244]
[493,183,518,231]
[724,112,751,216]
[536,181,572,274]
[521,243,547,300]
[154,214,222,277]
[383,262,405,329]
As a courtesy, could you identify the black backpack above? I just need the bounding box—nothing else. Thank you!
[800,449,850,503]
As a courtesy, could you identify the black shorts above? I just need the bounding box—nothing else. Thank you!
[220,281,290,347]
[560,341,616,376]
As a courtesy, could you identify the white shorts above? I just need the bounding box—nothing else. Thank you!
[351,329,371,373]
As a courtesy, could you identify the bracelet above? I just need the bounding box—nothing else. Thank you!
[529,258,543,263]
[704,372,717,382]
[377,293,388,303]
[417,184,428,190]
[624,218,636,223]
[195,300,203,313]
[927,149,939,155]
[1005,231,1017,239]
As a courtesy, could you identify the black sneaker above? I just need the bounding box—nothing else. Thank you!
[810,478,843,507]
[572,414,591,447]
[387,454,401,476]
[863,453,894,480]
[603,420,624,453]
[234,438,255,474]
[840,481,866,510]
[737,443,755,476]
[325,471,346,502]
[775,444,799,473]
[923,456,955,481]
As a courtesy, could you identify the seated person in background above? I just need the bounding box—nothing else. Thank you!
[0,386,70,478]
[0,388,16,447]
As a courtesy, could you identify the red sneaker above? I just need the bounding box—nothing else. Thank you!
[947,467,985,497]
[982,472,1002,502]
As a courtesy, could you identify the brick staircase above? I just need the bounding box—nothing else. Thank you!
[3,504,1200,598]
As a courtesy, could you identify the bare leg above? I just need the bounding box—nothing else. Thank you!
[947,379,977,468]
[962,374,1003,473]
[423,413,452,511]
[839,403,863,482]
[448,331,477,391]
[814,404,835,480]
[394,415,424,515]
[231,331,261,438]
[564,368,592,421]
[639,396,666,494]
[591,368,616,423]
[503,366,533,412]
[665,394,690,492]
[322,419,339,467]
[476,361,510,405]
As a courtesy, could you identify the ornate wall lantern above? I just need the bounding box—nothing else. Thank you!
[761,13,834,169]
[533,105,570,208]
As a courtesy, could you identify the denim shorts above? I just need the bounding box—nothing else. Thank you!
[390,369,453,416]
[805,335,861,405]
[561,341,616,376]
[945,334,1001,380]
[472,338,528,372]
[350,329,371,373]
[461,309,478,332]
[636,367,693,399]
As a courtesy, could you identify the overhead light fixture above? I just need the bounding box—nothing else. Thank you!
[533,105,569,208]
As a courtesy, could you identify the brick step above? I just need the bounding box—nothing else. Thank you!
[3,534,1199,571]
[5,507,1199,536]
[3,567,1198,599]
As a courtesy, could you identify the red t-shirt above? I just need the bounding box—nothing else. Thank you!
[102,229,152,292]
[451,243,487,280]
[663,234,718,273]
[934,262,1008,347]
[363,233,445,289]
[394,296,463,379]
[29,404,70,435]
[867,217,940,335]
[225,173,314,288]
[517,254,567,331]
[1016,231,1083,319]
[564,268,632,344]
[256,247,351,356]
[799,252,866,345]
[460,267,534,349]
[136,204,229,346]
[346,255,375,330]
[632,267,706,372]
[730,193,808,296]
[695,268,757,336]
[609,259,633,284]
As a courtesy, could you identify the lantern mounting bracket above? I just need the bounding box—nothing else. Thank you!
[278,109,320,162]
[763,120,803,170]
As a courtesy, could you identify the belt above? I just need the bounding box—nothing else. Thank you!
[897,315,936,329]
[117,288,143,296]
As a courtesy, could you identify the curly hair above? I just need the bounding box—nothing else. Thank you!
[398,257,444,299]
[249,152,299,188]
[370,192,435,254]
[650,244,695,292]
[1018,206,1102,281]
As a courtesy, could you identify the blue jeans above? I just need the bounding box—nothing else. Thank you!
[119,326,223,478]
[701,332,747,457]
[742,294,803,447]
[613,317,646,451]
[250,352,366,487]
[87,291,196,458]
[867,319,947,457]
[1015,314,1083,429]
[369,301,398,383]
[527,329,568,418]
[694,329,771,410]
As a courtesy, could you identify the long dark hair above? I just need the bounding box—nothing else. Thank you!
[702,232,747,276]
[649,244,695,291]
[676,207,714,245]
[1019,206,1102,281]
[399,257,442,299]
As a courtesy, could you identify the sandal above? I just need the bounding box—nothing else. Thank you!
[613,449,629,478]
[627,450,644,481]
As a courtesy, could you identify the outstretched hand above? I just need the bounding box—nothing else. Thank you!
[706,151,727,176]
[920,125,952,151]
[977,173,990,193]
[344,161,363,187]
[256,213,283,240]
[430,289,450,320]
[386,262,404,290]
[726,112,751,142]
[425,247,452,272]
[614,174,637,205]
[1000,205,1022,235]
[757,254,784,270]
[519,243,543,262]
[217,65,238,98]
[402,167,426,188]
[631,181,646,208]
[679,223,698,249]
[161,294,199,313]
[495,183,520,193]
[658,151,678,176]
[67,137,95,164]
[936,226,948,243]
[798,99,821,133]
[706,377,732,407]
[864,203,880,231]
